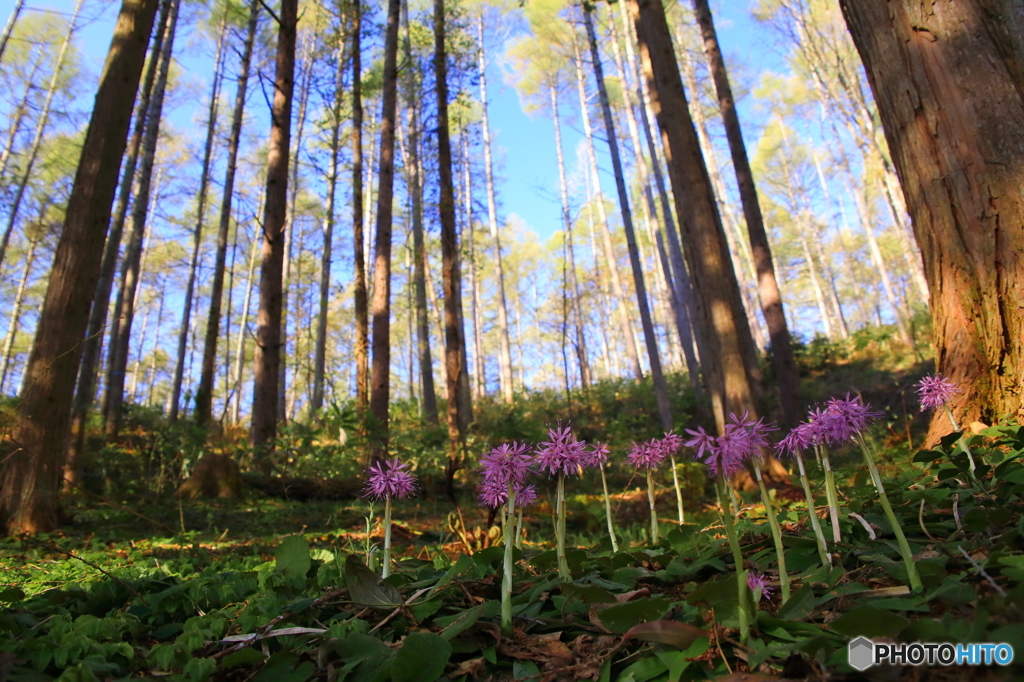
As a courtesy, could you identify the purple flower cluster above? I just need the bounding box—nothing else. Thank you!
[535,423,592,477]
[747,571,774,601]
[685,412,777,477]
[477,442,534,509]
[627,431,687,471]
[362,459,418,501]
[776,394,883,455]
[916,374,961,411]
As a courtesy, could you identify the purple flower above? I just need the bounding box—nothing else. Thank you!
[586,441,610,468]
[661,431,684,458]
[515,484,538,507]
[479,442,534,489]
[683,426,717,460]
[821,393,883,444]
[776,421,819,457]
[747,571,774,601]
[916,375,961,411]
[363,459,418,501]
[477,479,537,510]
[534,422,591,478]
[627,439,666,471]
[686,413,776,477]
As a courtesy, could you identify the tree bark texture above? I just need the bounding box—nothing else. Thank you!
[368,0,402,459]
[840,0,1024,438]
[250,0,298,471]
[0,0,159,534]
[351,0,369,418]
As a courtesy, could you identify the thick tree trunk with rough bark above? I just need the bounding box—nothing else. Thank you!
[368,0,402,460]
[196,0,259,427]
[350,0,369,418]
[840,0,1024,439]
[0,0,159,534]
[691,0,800,426]
[250,0,298,472]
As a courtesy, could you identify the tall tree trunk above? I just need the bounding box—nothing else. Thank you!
[401,0,438,423]
[65,0,171,486]
[0,0,25,66]
[103,0,180,439]
[169,16,227,421]
[0,0,159,535]
[0,45,45,182]
[0,228,40,392]
[476,13,514,403]
[196,0,258,426]
[435,0,468,499]
[839,0,1024,438]
[368,0,402,460]
[312,29,347,415]
[573,41,643,382]
[233,209,261,424]
[145,277,166,407]
[550,85,591,389]
[627,0,758,433]
[582,6,672,430]
[463,133,486,399]
[350,0,369,417]
[690,0,799,424]
[0,0,84,269]
[250,0,298,472]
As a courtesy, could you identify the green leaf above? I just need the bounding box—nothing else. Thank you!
[828,605,908,638]
[622,621,708,649]
[596,597,672,634]
[275,536,311,579]
[436,601,500,639]
[392,632,451,682]
[776,583,816,621]
[222,648,265,668]
[0,587,25,602]
[345,554,403,608]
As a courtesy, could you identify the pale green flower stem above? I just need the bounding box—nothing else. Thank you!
[599,465,619,553]
[716,471,749,642]
[754,463,791,603]
[857,434,922,592]
[646,471,659,542]
[382,497,392,579]
[670,455,685,524]
[501,484,518,635]
[818,444,842,543]
[943,405,980,484]
[556,473,570,581]
[514,507,524,550]
[794,451,832,567]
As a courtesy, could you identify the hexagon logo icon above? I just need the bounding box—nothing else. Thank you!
[848,636,875,671]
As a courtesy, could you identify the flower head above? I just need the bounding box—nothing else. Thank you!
[363,459,418,501]
[821,393,883,444]
[479,442,534,489]
[586,441,610,468]
[478,479,536,510]
[515,484,538,507]
[627,439,666,471]
[661,431,685,458]
[747,571,774,602]
[775,420,820,457]
[686,413,776,477]
[916,375,961,411]
[534,422,591,478]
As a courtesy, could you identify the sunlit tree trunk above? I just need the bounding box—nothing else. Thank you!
[312,28,347,416]
[250,0,298,472]
[196,0,258,427]
[233,208,261,425]
[0,0,25,66]
[351,0,369,417]
[0,0,84,270]
[583,6,671,428]
[368,0,402,460]
[0,44,45,182]
[104,0,179,438]
[573,40,643,382]
[0,226,40,392]
[476,13,514,403]
[463,133,486,399]
[0,0,159,535]
[169,15,226,421]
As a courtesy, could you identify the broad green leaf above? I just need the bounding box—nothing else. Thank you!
[622,620,708,649]
[828,605,908,638]
[223,648,265,668]
[0,587,25,602]
[436,601,500,640]
[392,632,451,682]
[596,596,672,634]
[345,554,403,608]
[776,583,816,621]
[275,536,311,579]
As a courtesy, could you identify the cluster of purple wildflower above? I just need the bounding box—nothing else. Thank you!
[747,571,774,602]
[916,375,961,411]
[626,431,684,471]
[685,413,777,477]
[776,394,883,456]
[362,459,418,501]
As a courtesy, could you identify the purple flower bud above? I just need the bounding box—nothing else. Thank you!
[747,571,774,601]
[362,459,418,501]
[916,374,961,411]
